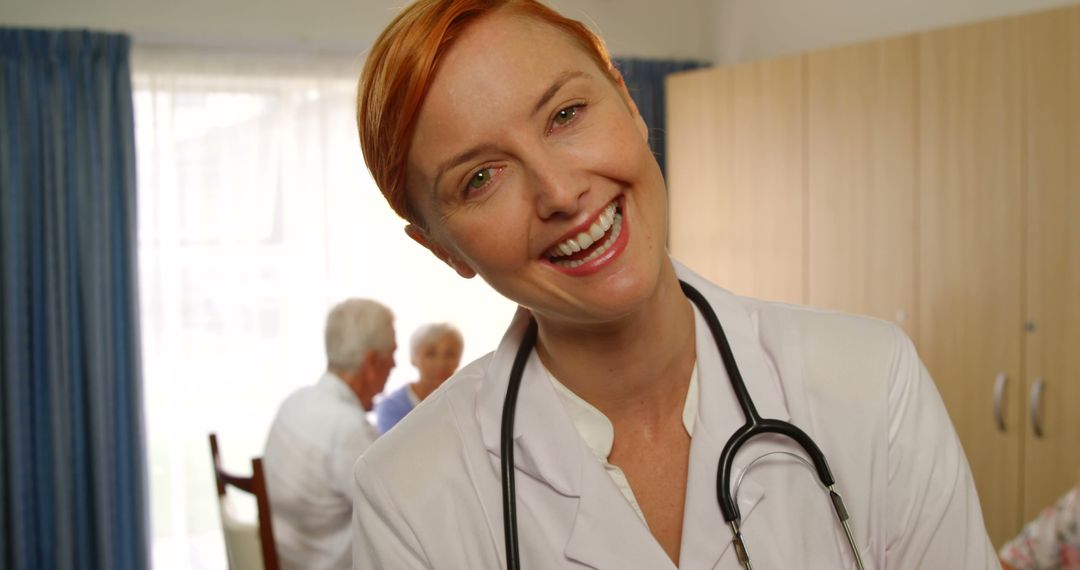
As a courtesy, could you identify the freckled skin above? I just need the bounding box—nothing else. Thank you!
[404,13,670,327]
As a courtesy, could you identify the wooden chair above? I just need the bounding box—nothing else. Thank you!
[208,433,280,570]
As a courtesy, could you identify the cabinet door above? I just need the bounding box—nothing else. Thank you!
[667,56,805,304]
[667,67,735,286]
[1022,4,1080,523]
[918,19,1027,547]
[806,37,917,341]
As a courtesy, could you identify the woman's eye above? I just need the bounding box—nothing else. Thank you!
[468,167,494,191]
[552,105,580,127]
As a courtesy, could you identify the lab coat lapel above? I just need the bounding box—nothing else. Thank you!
[477,308,678,568]
[674,260,790,570]
[475,262,801,570]
[673,260,791,429]
[563,457,676,569]
[477,306,581,497]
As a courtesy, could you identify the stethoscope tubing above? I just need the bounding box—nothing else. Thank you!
[500,281,863,570]
[678,282,837,522]
[501,317,537,570]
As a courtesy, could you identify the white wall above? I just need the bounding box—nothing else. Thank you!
[710,0,1080,65]
[0,0,712,60]
[8,0,1079,76]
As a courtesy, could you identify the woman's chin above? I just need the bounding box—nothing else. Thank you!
[531,269,664,327]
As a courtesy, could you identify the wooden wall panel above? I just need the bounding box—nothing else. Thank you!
[667,67,735,286]
[917,18,1027,547]
[1022,4,1080,523]
[667,57,805,305]
[807,36,917,341]
[667,5,1080,547]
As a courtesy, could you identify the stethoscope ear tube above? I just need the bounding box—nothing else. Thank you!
[679,281,839,522]
[501,318,537,570]
[500,283,862,569]
[716,419,837,521]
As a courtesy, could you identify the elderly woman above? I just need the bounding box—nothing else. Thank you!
[1000,480,1080,569]
[375,323,464,433]
[351,1,997,568]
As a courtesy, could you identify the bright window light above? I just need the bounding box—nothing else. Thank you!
[133,48,515,569]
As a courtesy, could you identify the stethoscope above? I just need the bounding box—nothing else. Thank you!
[499,280,866,570]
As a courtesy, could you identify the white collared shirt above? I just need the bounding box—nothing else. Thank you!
[263,372,377,570]
[547,365,699,522]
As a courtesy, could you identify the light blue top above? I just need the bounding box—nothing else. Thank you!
[375,384,416,434]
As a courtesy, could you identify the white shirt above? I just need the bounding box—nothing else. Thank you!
[264,372,377,570]
[351,259,998,569]
[548,365,698,522]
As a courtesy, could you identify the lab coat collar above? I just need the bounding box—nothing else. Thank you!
[675,260,793,570]
[476,259,794,568]
[672,258,791,434]
[477,310,678,567]
[675,261,771,568]
[563,451,681,568]
[478,307,585,497]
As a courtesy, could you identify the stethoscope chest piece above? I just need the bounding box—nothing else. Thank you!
[499,280,865,570]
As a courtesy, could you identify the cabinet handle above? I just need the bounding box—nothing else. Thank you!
[993,373,1008,432]
[1029,378,1046,439]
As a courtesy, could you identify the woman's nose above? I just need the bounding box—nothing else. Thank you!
[529,156,587,220]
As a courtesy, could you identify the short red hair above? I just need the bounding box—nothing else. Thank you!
[357,0,616,224]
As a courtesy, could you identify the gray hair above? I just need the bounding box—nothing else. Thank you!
[409,322,463,359]
[324,299,395,373]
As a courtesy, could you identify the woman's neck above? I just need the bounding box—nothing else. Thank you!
[534,267,696,423]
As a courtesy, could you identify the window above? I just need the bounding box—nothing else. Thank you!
[133,47,515,569]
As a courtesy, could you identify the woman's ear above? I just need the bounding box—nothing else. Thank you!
[608,66,649,143]
[404,224,477,279]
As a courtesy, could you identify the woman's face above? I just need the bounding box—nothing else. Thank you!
[413,333,463,384]
[405,10,670,326]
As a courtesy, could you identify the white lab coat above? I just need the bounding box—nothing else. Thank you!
[352,260,998,569]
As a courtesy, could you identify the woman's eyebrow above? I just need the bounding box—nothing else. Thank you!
[432,70,589,192]
[531,70,588,117]
[433,143,499,193]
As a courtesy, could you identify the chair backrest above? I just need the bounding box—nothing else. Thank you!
[209,433,280,570]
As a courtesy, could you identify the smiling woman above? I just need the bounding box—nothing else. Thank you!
[350,1,999,569]
[399,13,672,329]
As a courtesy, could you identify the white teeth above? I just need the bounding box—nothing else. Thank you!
[588,223,604,241]
[576,231,595,250]
[551,211,622,269]
[546,201,619,260]
[599,207,614,231]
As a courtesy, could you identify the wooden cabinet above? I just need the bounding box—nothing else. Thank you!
[1022,6,1080,524]
[806,36,917,341]
[667,65,735,290]
[917,18,1027,547]
[666,4,1080,548]
[667,55,805,305]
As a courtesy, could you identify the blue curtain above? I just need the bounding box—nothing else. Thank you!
[0,29,147,570]
[613,58,707,178]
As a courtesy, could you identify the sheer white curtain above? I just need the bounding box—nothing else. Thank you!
[132,47,516,569]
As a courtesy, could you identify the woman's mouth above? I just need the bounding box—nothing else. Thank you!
[545,200,623,269]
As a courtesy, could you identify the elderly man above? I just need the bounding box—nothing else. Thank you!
[262,298,396,569]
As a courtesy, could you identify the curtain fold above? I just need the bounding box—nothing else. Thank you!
[0,28,148,570]
[613,57,707,178]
